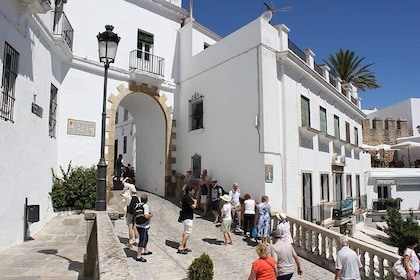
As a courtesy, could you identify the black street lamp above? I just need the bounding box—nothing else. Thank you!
[96,25,120,211]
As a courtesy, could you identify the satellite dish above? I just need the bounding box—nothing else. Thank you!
[261,11,273,22]
[262,2,292,23]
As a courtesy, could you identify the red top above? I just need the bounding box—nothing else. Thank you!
[251,257,277,280]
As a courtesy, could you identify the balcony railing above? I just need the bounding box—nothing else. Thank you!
[53,11,74,51]
[129,50,164,77]
[272,215,402,279]
[288,39,306,61]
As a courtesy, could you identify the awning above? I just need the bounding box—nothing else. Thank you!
[367,168,420,185]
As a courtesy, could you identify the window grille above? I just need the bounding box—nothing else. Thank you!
[1,42,19,122]
[49,84,58,137]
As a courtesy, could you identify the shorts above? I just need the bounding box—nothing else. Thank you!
[201,195,208,203]
[211,200,220,211]
[220,219,232,233]
[137,227,149,248]
[183,219,193,235]
[126,213,134,226]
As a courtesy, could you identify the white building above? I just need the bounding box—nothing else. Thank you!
[0,0,369,251]
[364,99,420,213]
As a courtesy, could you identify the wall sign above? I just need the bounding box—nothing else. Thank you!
[376,179,395,185]
[31,102,43,118]
[265,164,273,183]
[67,119,95,137]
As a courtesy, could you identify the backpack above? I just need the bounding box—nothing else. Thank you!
[134,202,147,225]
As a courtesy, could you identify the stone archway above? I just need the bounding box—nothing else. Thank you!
[105,82,174,195]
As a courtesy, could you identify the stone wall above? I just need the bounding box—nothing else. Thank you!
[362,117,412,165]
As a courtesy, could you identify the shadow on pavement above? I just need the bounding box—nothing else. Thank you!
[165,240,180,250]
[38,249,83,275]
[202,238,224,245]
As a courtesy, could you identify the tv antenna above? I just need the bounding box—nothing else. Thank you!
[263,2,292,23]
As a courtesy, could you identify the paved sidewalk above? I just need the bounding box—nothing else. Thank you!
[0,191,335,280]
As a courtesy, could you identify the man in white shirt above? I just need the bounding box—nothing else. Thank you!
[335,235,363,280]
[229,182,242,232]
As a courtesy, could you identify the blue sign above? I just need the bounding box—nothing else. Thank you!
[340,199,353,218]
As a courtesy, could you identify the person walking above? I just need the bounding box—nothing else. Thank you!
[115,154,125,180]
[248,243,277,280]
[210,178,223,224]
[403,236,419,280]
[275,212,293,244]
[199,173,210,217]
[243,193,257,238]
[122,179,139,247]
[269,229,302,280]
[177,185,197,254]
[256,195,271,244]
[220,194,233,245]
[229,182,242,233]
[334,235,363,280]
[135,193,153,262]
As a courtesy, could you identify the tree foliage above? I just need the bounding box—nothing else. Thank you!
[324,49,380,91]
[50,161,97,210]
[384,207,420,255]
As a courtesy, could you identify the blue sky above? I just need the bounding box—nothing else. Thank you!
[181,1,420,110]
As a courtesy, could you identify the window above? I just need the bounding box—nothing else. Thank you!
[346,175,352,197]
[137,29,154,61]
[354,127,359,146]
[189,92,204,131]
[320,106,327,133]
[355,175,361,208]
[115,109,119,124]
[123,136,127,154]
[49,84,58,137]
[301,95,310,127]
[334,115,340,139]
[1,42,19,122]
[123,108,128,121]
[345,122,350,143]
[334,173,342,201]
[377,185,389,199]
[320,174,329,201]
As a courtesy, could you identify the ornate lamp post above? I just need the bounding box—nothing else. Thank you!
[96,25,120,211]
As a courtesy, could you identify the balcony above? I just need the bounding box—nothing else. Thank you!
[52,11,74,51]
[129,50,164,86]
[19,0,52,14]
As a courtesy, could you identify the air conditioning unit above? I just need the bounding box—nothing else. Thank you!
[332,153,341,165]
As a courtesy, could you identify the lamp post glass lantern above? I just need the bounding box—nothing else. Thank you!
[96,25,120,211]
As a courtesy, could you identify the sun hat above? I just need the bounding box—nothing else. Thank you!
[130,186,137,195]
[220,194,231,202]
[211,178,218,182]
[275,212,286,221]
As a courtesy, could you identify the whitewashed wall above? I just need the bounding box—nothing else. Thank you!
[0,1,59,251]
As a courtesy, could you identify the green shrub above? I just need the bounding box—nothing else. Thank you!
[384,207,420,255]
[50,162,97,210]
[187,253,213,280]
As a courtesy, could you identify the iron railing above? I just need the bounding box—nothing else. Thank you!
[288,39,306,61]
[129,50,164,77]
[53,11,74,51]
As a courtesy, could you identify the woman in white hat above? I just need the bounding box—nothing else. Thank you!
[276,212,293,244]
[220,194,233,245]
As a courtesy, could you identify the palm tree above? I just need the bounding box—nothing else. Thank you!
[324,49,380,91]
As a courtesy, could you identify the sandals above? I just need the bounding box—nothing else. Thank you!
[177,249,188,254]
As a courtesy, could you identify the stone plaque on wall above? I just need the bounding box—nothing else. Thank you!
[67,119,95,137]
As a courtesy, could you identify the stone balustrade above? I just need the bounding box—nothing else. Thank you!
[272,215,402,280]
